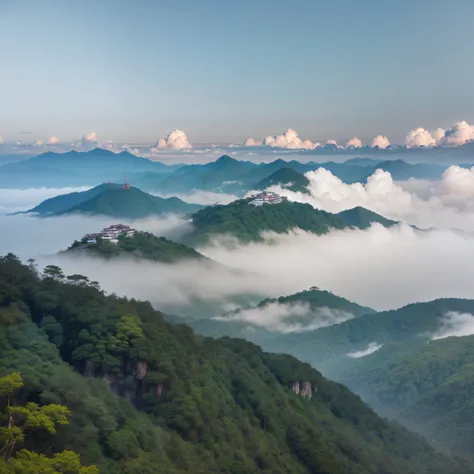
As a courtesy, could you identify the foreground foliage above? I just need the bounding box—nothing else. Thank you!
[0,253,472,473]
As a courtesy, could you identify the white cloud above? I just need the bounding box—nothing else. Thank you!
[347,342,383,358]
[0,135,4,145]
[439,166,474,203]
[199,225,474,311]
[431,311,474,340]
[151,190,238,206]
[263,129,319,150]
[405,127,436,148]
[371,135,390,149]
[243,137,262,146]
[48,136,60,145]
[345,137,362,148]
[80,132,99,151]
[33,139,44,146]
[440,121,474,147]
[152,129,192,150]
[433,128,445,144]
[267,166,474,231]
[215,302,354,333]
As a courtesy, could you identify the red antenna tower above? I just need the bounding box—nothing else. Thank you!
[123,172,130,190]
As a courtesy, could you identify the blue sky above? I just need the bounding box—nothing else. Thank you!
[1,0,474,145]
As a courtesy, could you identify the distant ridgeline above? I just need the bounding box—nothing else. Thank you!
[66,225,205,263]
[23,183,203,218]
[0,148,459,192]
[1,253,472,474]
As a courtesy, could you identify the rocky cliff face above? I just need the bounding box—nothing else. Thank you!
[134,361,148,380]
[292,381,317,400]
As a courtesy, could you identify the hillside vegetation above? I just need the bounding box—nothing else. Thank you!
[256,167,310,193]
[42,186,202,218]
[67,231,206,263]
[183,199,346,245]
[1,254,471,474]
[339,335,474,462]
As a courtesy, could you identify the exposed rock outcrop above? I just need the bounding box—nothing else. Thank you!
[292,381,300,394]
[134,361,148,380]
[301,381,312,399]
[156,383,165,399]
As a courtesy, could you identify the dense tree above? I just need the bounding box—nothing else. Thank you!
[0,254,472,474]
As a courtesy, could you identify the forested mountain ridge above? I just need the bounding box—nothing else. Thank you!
[66,231,206,263]
[182,199,346,245]
[1,254,471,474]
[37,185,202,218]
[338,335,474,462]
[190,288,375,343]
[182,199,399,245]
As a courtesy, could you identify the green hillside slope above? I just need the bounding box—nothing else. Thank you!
[256,167,310,193]
[67,231,206,263]
[58,186,202,218]
[1,254,471,474]
[190,288,375,343]
[25,183,121,215]
[183,199,346,245]
[339,336,474,462]
[335,207,398,229]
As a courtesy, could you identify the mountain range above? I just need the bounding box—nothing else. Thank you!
[0,148,180,188]
[0,149,457,192]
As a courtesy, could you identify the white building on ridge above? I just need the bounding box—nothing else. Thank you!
[249,191,287,206]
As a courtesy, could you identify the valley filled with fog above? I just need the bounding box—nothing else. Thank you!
[3,162,474,317]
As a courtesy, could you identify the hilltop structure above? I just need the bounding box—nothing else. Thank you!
[248,191,287,206]
[84,224,135,245]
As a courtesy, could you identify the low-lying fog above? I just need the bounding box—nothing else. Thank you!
[2,169,474,321]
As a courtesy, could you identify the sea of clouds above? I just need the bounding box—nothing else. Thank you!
[3,163,474,320]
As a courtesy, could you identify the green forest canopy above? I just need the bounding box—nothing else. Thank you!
[0,254,472,474]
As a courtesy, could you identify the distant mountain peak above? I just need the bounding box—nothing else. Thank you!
[215,154,236,164]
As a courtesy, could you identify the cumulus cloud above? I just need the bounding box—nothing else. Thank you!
[0,135,4,145]
[266,166,474,231]
[345,137,362,148]
[433,128,445,144]
[431,311,474,340]
[243,137,262,147]
[440,121,474,147]
[347,342,383,358]
[152,129,192,150]
[405,127,436,148]
[48,136,60,145]
[263,129,319,150]
[371,135,390,149]
[215,302,354,333]
[439,166,474,204]
[80,132,99,151]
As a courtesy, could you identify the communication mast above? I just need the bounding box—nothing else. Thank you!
[123,172,131,190]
